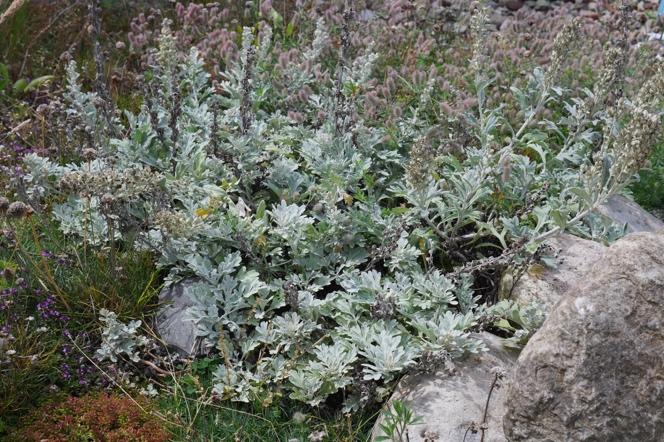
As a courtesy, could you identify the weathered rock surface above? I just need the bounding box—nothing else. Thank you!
[504,232,664,442]
[372,333,519,442]
[597,194,664,234]
[504,198,662,312]
[502,233,606,311]
[155,279,201,356]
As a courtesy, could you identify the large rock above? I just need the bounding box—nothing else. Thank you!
[155,279,202,357]
[597,195,664,233]
[501,233,606,311]
[372,333,519,442]
[504,231,664,441]
[504,197,662,312]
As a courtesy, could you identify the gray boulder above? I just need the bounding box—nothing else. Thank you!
[597,195,664,233]
[501,233,606,312]
[155,279,202,357]
[504,231,664,441]
[372,333,519,442]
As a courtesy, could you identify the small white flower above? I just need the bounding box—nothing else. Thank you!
[25,316,35,322]
[308,431,327,442]
[6,349,17,356]
[140,383,158,397]
[292,411,307,423]
[36,327,48,333]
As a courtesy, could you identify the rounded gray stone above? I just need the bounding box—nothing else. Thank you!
[155,279,202,357]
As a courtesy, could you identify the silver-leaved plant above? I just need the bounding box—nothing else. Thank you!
[18,6,663,411]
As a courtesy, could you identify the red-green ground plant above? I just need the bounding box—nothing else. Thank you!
[8,392,170,442]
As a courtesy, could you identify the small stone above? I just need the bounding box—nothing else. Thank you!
[155,279,203,357]
[358,9,376,22]
[580,10,599,19]
[490,12,506,28]
[503,0,524,11]
[532,0,552,12]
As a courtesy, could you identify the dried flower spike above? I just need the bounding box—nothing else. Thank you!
[6,202,33,219]
[82,148,97,161]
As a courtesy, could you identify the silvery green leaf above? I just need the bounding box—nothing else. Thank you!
[288,370,324,406]
[550,209,567,229]
[95,309,149,363]
[217,252,242,276]
[388,234,421,272]
[360,330,418,381]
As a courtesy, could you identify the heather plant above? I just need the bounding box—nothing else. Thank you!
[0,268,61,421]
[14,1,662,414]
[8,392,170,442]
[0,255,102,425]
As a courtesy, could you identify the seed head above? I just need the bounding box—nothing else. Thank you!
[82,148,97,161]
[469,4,489,77]
[2,267,14,280]
[545,18,581,89]
[153,210,188,237]
[501,156,512,183]
[284,281,299,310]
[100,193,116,207]
[370,293,396,319]
[292,411,307,424]
[6,202,32,219]
[407,136,435,189]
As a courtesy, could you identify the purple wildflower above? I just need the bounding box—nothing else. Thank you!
[36,294,69,323]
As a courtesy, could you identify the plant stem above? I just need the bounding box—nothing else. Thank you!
[480,372,500,442]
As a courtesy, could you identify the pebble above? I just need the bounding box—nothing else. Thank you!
[503,0,525,11]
